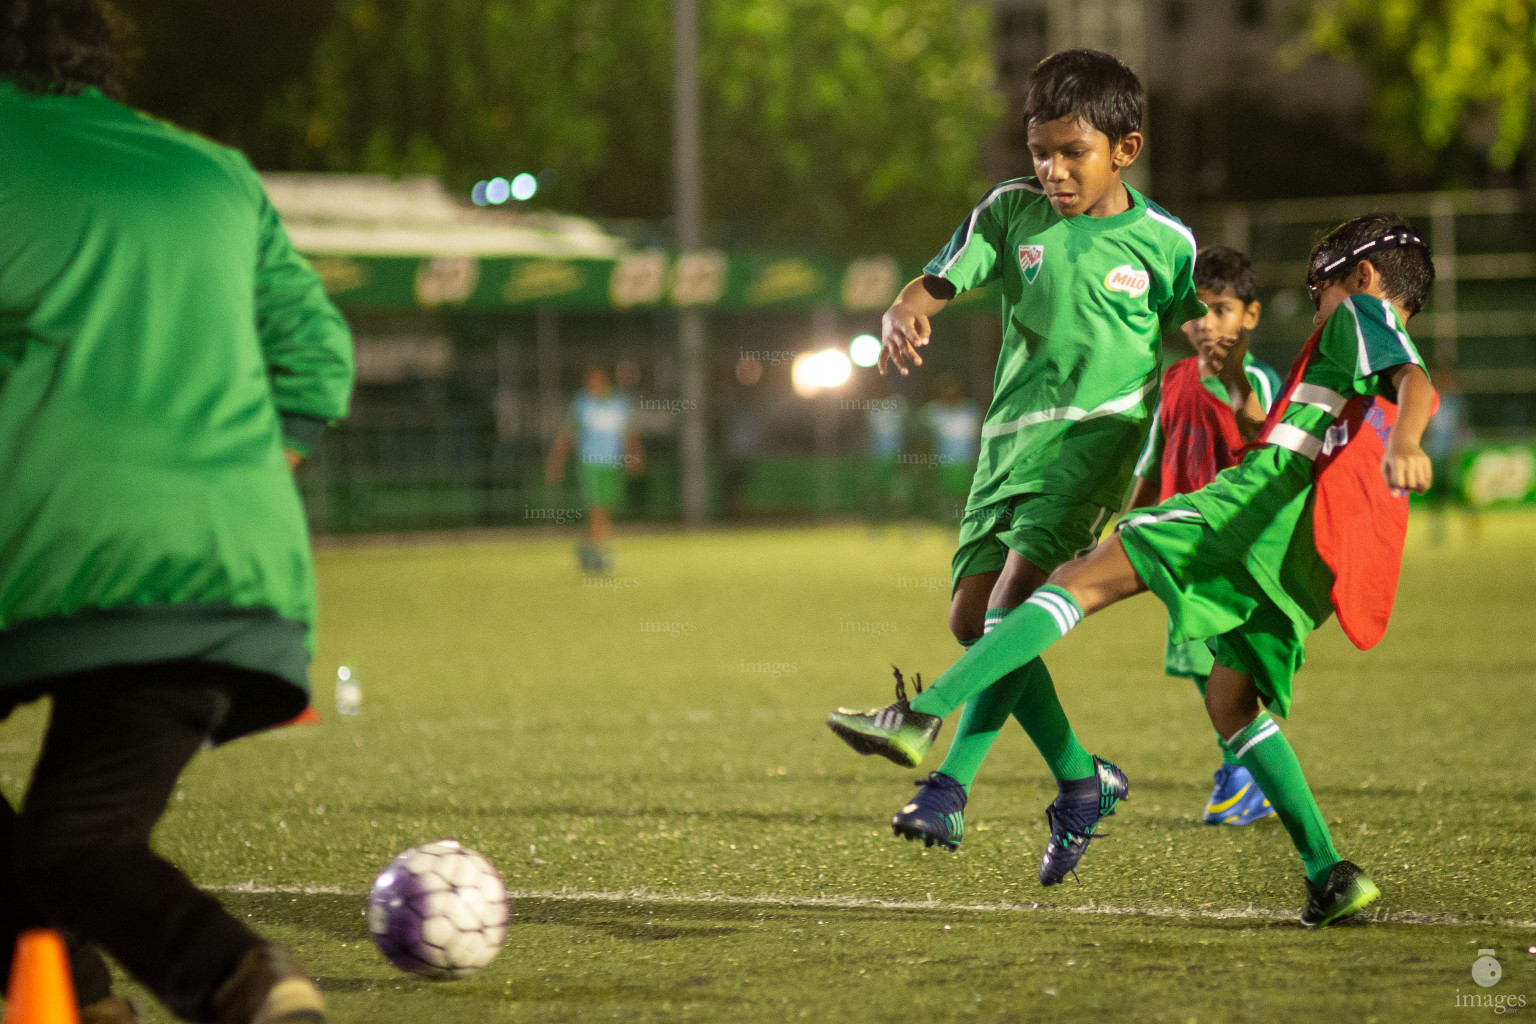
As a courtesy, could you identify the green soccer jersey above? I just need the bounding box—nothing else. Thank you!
[925,178,1205,511]
[0,80,353,738]
[1183,294,1425,628]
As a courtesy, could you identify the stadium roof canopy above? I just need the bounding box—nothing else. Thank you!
[254,172,963,313]
[261,173,625,259]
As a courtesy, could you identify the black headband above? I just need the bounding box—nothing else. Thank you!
[1306,231,1427,306]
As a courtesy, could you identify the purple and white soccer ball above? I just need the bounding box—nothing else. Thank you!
[368,840,509,978]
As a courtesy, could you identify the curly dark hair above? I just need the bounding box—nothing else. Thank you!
[0,0,129,98]
[1194,245,1258,305]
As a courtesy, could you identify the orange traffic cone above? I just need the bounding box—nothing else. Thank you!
[284,706,322,726]
[3,929,79,1024]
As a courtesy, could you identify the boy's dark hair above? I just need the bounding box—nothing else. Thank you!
[1022,49,1143,143]
[1194,246,1258,305]
[1307,212,1435,316]
[0,0,129,99]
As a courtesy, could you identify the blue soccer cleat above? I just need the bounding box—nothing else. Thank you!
[892,772,967,851]
[1038,755,1129,887]
[1202,764,1275,826]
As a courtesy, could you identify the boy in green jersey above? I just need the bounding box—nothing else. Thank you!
[829,213,1437,926]
[874,49,1203,850]
[1,3,351,1020]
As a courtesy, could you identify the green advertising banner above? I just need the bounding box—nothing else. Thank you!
[304,250,997,314]
[1461,444,1536,506]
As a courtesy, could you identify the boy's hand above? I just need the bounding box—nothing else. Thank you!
[1381,438,1433,496]
[1197,335,1237,379]
[880,303,930,376]
[1214,339,1246,389]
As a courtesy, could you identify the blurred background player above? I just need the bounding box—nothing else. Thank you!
[1422,366,1479,544]
[544,365,643,575]
[829,213,1437,925]
[1127,245,1282,826]
[0,0,353,1020]
[871,49,1204,852]
[921,375,981,522]
[862,377,912,527]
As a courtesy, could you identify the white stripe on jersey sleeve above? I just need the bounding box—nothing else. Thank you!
[1343,296,1372,379]
[936,179,1044,278]
[1383,302,1422,366]
[1145,208,1198,259]
[1345,294,1422,377]
[1133,400,1163,477]
[1245,363,1274,412]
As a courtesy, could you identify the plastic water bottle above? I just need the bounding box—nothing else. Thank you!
[335,665,361,716]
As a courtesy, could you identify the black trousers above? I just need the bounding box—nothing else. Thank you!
[0,663,263,1021]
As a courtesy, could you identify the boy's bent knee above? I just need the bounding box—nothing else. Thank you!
[949,572,996,643]
[1204,667,1261,739]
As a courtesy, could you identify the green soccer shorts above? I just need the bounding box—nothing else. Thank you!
[1164,629,1216,681]
[951,492,1112,591]
[577,462,625,511]
[1116,496,1313,717]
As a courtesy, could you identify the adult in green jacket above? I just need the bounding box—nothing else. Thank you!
[0,2,352,1022]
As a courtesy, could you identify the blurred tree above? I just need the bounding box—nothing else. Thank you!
[114,0,334,165]
[269,0,1000,258]
[1308,0,1536,172]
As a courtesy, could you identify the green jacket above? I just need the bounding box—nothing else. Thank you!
[0,81,354,740]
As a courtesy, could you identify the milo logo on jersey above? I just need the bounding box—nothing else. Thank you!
[1104,265,1151,297]
[1017,245,1044,284]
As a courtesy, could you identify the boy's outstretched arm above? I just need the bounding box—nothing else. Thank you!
[880,276,951,376]
[1382,364,1436,494]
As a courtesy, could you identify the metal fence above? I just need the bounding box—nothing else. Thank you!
[299,189,1536,534]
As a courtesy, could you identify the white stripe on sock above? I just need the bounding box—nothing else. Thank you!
[1026,593,1071,635]
[1033,589,1082,630]
[1231,721,1280,760]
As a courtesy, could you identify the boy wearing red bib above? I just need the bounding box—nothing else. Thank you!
[1128,247,1281,826]
[828,214,1436,926]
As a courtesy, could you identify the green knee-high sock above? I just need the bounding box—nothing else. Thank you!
[1009,657,1095,781]
[1224,713,1340,883]
[910,585,1083,719]
[1192,675,1241,766]
[937,610,1022,789]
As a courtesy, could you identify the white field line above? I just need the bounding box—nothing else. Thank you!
[207,883,1536,930]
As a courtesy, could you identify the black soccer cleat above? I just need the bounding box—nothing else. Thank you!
[1300,860,1380,927]
[892,772,967,851]
[826,667,942,768]
[1038,755,1129,887]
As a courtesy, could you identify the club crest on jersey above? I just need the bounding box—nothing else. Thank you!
[1018,245,1044,284]
[1104,265,1151,297]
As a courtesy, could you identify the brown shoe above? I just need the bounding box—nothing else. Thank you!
[80,995,140,1024]
[212,944,326,1024]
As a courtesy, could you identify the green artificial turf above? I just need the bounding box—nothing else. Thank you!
[1,512,1532,1022]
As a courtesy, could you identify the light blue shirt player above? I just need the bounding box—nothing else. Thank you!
[570,393,634,467]
[925,401,981,464]
[868,397,908,460]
